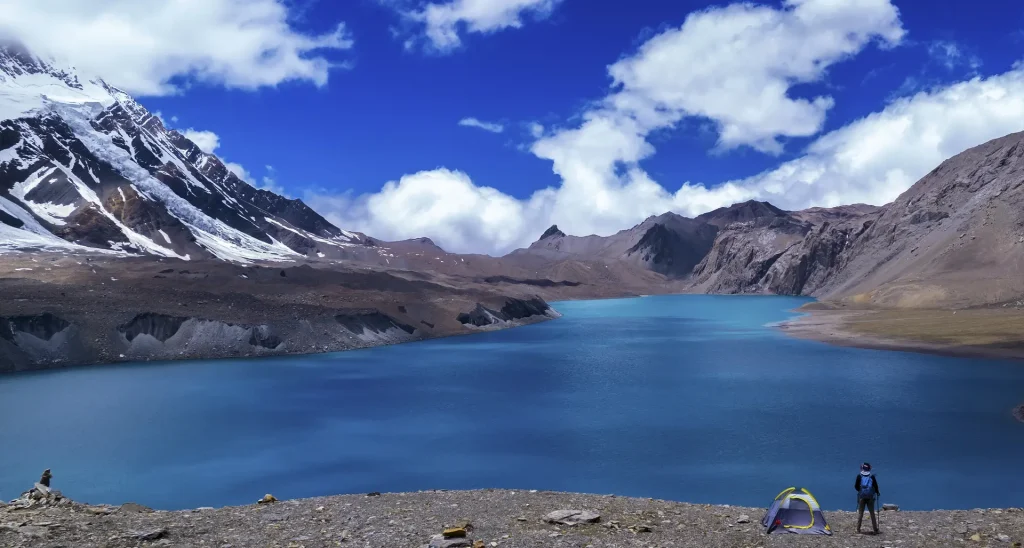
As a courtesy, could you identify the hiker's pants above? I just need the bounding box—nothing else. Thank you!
[857,497,878,532]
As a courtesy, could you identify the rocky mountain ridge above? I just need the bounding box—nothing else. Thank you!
[0,42,378,263]
[509,129,1024,309]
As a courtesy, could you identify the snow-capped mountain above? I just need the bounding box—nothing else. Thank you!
[0,41,367,263]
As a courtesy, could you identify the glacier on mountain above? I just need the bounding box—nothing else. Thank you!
[0,41,364,263]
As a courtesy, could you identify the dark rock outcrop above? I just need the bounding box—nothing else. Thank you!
[624,219,718,277]
[335,310,416,336]
[0,208,24,228]
[0,312,79,372]
[0,312,70,342]
[689,214,813,294]
[457,297,554,327]
[118,313,188,343]
[539,225,566,240]
[117,313,284,357]
[482,275,581,287]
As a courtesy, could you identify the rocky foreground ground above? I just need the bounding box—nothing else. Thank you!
[3,484,1022,548]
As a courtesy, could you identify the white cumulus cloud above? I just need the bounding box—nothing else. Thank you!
[309,65,1024,255]
[0,0,354,96]
[395,0,562,52]
[181,129,221,154]
[601,0,905,154]
[458,117,505,133]
[225,162,253,184]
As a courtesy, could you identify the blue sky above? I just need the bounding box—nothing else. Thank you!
[7,0,1024,253]
[146,0,1022,200]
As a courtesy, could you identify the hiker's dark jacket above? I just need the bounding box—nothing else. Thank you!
[854,474,880,497]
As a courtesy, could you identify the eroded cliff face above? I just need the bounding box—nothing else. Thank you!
[689,212,815,294]
[0,313,83,370]
[803,132,1024,307]
[456,297,560,328]
[0,257,564,373]
[685,132,1024,307]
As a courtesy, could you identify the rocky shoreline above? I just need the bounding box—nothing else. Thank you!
[777,307,1024,362]
[3,484,1022,548]
[0,254,576,373]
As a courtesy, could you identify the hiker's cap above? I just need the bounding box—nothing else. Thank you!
[861,462,871,471]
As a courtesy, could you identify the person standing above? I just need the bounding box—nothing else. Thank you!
[854,462,881,534]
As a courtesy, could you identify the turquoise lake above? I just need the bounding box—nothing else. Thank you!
[1,295,1022,511]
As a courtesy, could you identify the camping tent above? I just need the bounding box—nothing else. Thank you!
[761,487,832,535]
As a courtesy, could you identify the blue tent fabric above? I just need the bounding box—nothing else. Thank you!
[761,487,832,535]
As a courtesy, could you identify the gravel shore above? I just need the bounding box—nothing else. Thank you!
[3,488,1022,548]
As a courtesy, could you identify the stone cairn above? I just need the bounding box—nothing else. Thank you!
[5,469,70,510]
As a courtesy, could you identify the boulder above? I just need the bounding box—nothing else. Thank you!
[428,535,474,548]
[119,502,154,513]
[544,509,601,525]
[882,503,900,511]
[257,494,277,504]
[131,528,168,541]
[442,526,468,538]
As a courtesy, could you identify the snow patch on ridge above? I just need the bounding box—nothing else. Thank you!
[53,102,295,262]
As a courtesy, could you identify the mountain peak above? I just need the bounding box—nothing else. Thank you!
[0,42,363,262]
[539,225,565,240]
[695,200,788,227]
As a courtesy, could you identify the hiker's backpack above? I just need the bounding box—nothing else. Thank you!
[858,475,875,499]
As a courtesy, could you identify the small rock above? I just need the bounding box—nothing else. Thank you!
[995,534,1010,543]
[971,533,982,542]
[257,494,277,504]
[736,514,750,524]
[367,492,382,497]
[428,538,473,548]
[544,509,601,525]
[515,517,527,522]
[882,503,900,511]
[629,524,652,533]
[119,502,154,513]
[15,525,48,539]
[443,526,468,538]
[132,528,168,541]
[957,525,969,534]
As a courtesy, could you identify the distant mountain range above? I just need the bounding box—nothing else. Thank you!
[504,130,1024,309]
[4,39,1024,316]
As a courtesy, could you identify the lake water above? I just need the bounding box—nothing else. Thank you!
[1,295,1022,511]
